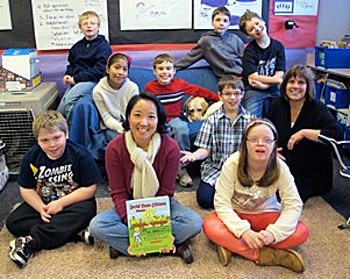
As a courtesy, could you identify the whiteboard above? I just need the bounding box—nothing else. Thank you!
[31,0,108,50]
[0,0,12,30]
[120,0,191,30]
[194,0,263,30]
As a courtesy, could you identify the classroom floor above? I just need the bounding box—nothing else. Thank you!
[0,157,349,231]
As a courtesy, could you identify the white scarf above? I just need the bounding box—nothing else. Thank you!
[125,131,161,199]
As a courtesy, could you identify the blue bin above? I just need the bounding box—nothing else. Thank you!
[315,47,350,69]
[325,86,350,109]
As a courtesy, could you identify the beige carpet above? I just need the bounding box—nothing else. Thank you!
[0,192,349,279]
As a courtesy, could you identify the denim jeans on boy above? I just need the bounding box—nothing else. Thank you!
[89,198,203,255]
[57,81,97,126]
[242,89,280,118]
[168,117,190,152]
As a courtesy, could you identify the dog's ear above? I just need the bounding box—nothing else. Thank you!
[201,99,209,116]
[184,96,195,115]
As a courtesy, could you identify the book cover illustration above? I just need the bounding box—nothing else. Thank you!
[126,195,173,255]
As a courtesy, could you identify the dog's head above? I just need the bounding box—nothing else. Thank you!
[184,97,209,122]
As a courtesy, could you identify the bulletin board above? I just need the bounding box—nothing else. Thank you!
[0,0,272,50]
[268,0,319,48]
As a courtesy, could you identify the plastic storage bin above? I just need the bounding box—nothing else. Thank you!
[315,47,350,69]
[324,85,350,109]
[314,79,324,100]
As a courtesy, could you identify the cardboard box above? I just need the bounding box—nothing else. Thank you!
[0,67,42,92]
[2,48,40,80]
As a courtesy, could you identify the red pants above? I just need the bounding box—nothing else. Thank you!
[203,211,309,261]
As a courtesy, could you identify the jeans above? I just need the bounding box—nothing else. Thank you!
[196,180,215,209]
[57,81,97,126]
[241,89,280,118]
[89,198,203,255]
[169,117,190,151]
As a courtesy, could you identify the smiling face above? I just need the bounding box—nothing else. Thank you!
[246,124,275,164]
[153,61,176,85]
[212,12,230,35]
[286,75,307,103]
[79,15,100,40]
[244,17,266,39]
[107,57,129,90]
[129,99,158,150]
[220,85,244,113]
[37,128,68,160]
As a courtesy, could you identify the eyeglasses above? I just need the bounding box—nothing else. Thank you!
[246,138,275,144]
[221,91,243,98]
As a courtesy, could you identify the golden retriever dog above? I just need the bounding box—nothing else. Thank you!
[184,96,223,122]
[184,97,209,122]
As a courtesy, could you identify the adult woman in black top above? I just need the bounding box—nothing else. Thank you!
[267,65,343,202]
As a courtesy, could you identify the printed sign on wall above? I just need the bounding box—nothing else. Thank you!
[274,0,319,16]
[120,0,191,30]
[31,0,108,50]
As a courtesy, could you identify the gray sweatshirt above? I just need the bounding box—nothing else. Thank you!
[175,31,244,78]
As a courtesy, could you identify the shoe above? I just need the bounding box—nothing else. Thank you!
[177,168,193,187]
[257,247,306,273]
[217,245,232,266]
[109,246,119,259]
[176,242,194,264]
[78,228,94,245]
[9,236,35,269]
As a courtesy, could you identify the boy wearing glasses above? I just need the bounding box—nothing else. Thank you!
[180,75,255,209]
[57,10,112,126]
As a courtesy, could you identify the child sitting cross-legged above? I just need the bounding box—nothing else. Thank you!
[6,111,101,269]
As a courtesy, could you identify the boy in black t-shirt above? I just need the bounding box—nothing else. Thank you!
[239,10,286,118]
[6,111,101,269]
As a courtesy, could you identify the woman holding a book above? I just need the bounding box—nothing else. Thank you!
[89,92,202,264]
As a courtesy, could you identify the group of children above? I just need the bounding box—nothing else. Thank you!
[5,6,343,274]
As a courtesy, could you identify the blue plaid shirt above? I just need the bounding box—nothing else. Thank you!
[195,105,255,187]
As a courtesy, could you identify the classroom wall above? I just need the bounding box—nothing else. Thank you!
[316,0,350,45]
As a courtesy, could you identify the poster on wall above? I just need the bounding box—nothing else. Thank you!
[194,0,263,30]
[120,0,191,30]
[31,0,108,50]
[274,0,319,16]
[0,0,12,30]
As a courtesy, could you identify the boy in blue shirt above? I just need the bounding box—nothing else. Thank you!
[239,10,286,118]
[57,11,112,125]
[6,111,101,269]
[175,6,244,79]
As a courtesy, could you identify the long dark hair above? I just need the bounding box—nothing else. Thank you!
[122,92,168,134]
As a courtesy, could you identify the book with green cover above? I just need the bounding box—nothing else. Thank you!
[126,195,173,255]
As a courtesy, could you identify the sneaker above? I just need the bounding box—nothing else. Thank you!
[109,246,119,259]
[177,168,193,187]
[9,236,35,269]
[78,228,94,245]
[257,247,306,273]
[176,242,194,264]
[217,245,232,266]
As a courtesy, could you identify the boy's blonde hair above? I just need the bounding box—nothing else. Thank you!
[78,11,100,28]
[239,9,262,35]
[153,53,174,69]
[218,75,244,93]
[33,110,68,139]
